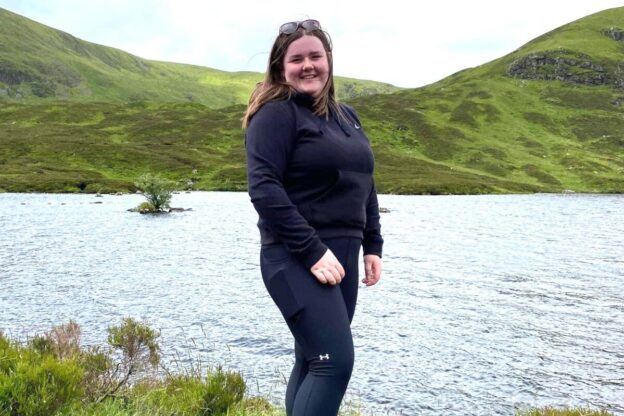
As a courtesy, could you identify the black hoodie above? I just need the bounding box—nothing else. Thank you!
[245,93,383,269]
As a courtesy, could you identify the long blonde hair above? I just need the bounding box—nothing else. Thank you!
[242,25,343,128]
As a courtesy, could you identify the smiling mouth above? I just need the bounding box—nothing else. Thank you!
[301,74,317,79]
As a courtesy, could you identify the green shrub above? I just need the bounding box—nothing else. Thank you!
[92,318,162,402]
[139,376,211,415]
[61,399,133,416]
[134,173,176,211]
[28,320,82,360]
[28,335,55,356]
[78,346,114,401]
[0,332,17,374]
[0,322,277,416]
[0,339,84,416]
[107,318,160,371]
[138,367,246,416]
[135,201,156,213]
[203,367,246,415]
[235,396,274,413]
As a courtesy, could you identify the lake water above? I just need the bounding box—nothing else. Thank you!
[1,192,623,415]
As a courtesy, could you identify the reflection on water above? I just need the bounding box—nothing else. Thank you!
[1,192,623,415]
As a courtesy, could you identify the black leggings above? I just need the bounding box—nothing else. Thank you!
[260,237,361,416]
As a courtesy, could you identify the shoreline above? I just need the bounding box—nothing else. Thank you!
[1,190,623,196]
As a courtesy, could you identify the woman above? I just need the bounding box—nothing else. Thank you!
[243,19,383,416]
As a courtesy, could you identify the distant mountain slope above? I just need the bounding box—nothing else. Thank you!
[0,7,400,107]
[0,7,622,194]
[345,6,624,193]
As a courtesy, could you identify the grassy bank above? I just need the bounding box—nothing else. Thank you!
[0,319,275,416]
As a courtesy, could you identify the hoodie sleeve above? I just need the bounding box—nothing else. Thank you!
[245,100,328,269]
[363,179,384,257]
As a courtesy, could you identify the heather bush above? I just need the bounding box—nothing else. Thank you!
[0,332,84,416]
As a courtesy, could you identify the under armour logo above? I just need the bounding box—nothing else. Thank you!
[319,353,330,361]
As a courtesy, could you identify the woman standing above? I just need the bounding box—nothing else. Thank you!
[243,19,383,416]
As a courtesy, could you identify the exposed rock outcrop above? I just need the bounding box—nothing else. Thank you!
[612,96,624,106]
[506,49,620,87]
[0,61,35,84]
[604,27,624,41]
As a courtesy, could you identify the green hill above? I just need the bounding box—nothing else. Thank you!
[0,7,400,106]
[347,6,624,193]
[0,7,623,194]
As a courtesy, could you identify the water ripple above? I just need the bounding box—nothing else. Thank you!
[1,192,623,415]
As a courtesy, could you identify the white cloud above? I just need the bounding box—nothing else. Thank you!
[1,0,622,87]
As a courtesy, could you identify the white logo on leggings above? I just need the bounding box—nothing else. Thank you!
[319,354,330,361]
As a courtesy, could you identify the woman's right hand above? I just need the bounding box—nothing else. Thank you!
[310,249,345,285]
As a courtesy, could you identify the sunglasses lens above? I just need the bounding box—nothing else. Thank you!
[279,22,298,34]
[300,19,320,31]
[279,19,321,34]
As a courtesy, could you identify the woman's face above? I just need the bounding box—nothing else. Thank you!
[282,35,329,98]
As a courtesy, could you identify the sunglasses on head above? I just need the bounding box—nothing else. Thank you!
[279,19,321,35]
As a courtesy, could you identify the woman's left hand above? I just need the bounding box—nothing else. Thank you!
[362,254,382,286]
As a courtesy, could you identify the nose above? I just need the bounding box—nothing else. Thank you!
[302,58,314,71]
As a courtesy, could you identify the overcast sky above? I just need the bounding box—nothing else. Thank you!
[1,0,622,88]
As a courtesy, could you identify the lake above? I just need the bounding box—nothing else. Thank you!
[1,192,622,415]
